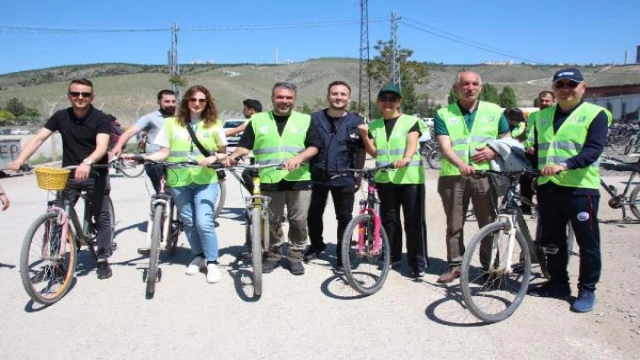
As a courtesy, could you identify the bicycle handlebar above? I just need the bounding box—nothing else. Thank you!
[472,168,541,179]
[330,163,393,179]
[227,163,285,171]
[122,154,224,169]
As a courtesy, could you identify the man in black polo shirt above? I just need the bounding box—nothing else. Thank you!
[9,78,114,279]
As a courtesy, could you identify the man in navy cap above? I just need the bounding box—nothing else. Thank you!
[527,68,612,313]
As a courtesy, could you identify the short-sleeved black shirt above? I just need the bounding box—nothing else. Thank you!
[44,106,111,167]
[238,113,321,191]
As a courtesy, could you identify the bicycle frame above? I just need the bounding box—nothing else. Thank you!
[356,178,383,255]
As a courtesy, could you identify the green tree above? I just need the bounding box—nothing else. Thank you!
[416,93,442,118]
[367,40,429,115]
[0,110,16,121]
[447,88,459,104]
[169,74,188,88]
[499,86,518,108]
[6,97,26,117]
[479,83,500,104]
[23,108,41,120]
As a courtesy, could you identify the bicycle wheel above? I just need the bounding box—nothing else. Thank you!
[460,221,531,323]
[20,212,77,305]
[214,180,226,219]
[624,139,633,155]
[166,204,180,257]
[146,205,163,296]
[427,148,442,170]
[628,184,640,220]
[340,214,391,295]
[251,207,263,296]
[119,159,145,178]
[108,197,116,249]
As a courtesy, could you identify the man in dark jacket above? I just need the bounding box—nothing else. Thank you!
[304,81,366,270]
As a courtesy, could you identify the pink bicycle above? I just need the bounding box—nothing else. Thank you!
[338,164,392,295]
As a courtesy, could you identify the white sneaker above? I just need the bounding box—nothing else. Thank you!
[186,256,205,275]
[206,263,221,283]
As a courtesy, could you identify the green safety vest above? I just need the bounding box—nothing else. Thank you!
[511,122,526,139]
[437,101,503,176]
[252,111,311,184]
[536,102,609,189]
[524,110,539,149]
[165,117,221,187]
[369,114,424,184]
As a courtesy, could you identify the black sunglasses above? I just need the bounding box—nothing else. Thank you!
[68,91,93,98]
[554,81,579,89]
[189,98,207,104]
[378,96,399,102]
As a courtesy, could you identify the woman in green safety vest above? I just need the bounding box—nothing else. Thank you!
[505,107,527,143]
[136,85,228,284]
[359,83,428,278]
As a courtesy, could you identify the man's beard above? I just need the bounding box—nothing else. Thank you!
[159,107,175,116]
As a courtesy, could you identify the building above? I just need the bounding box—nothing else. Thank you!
[584,84,640,123]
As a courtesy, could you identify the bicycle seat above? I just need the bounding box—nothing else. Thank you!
[629,153,640,158]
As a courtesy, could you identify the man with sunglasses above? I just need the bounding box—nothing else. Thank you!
[527,68,611,313]
[434,71,511,284]
[9,78,114,279]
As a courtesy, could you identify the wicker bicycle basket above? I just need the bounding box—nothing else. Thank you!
[34,167,71,190]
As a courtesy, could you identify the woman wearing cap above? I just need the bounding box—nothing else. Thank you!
[358,83,428,278]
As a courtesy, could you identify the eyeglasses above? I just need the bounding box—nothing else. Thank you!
[378,96,399,103]
[68,91,93,98]
[189,98,207,104]
[554,81,579,89]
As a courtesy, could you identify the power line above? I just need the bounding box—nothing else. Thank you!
[400,18,550,65]
[0,18,388,34]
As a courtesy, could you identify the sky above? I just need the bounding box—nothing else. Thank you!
[1,0,639,75]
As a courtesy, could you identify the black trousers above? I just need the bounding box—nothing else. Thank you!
[66,175,113,259]
[377,183,428,272]
[538,188,601,291]
[144,163,165,193]
[307,184,355,258]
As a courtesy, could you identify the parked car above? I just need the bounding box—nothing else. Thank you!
[222,119,246,147]
[10,129,31,135]
[0,129,12,135]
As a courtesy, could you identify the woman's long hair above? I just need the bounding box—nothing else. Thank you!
[176,85,219,128]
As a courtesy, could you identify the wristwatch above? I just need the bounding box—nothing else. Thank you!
[82,158,94,166]
[559,162,568,170]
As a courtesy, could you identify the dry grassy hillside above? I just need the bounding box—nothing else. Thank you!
[1,59,639,124]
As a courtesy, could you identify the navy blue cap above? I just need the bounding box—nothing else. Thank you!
[552,68,584,83]
[377,83,402,98]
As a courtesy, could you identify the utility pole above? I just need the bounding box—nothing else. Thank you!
[389,12,401,89]
[359,0,372,119]
[169,22,181,99]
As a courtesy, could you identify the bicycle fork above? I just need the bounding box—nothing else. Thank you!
[47,206,71,261]
[494,214,517,273]
[357,201,382,256]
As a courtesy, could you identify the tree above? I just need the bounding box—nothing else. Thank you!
[168,75,187,88]
[479,83,500,104]
[499,86,518,108]
[6,98,26,117]
[416,93,441,118]
[0,110,16,121]
[367,40,429,115]
[447,88,459,104]
[23,108,41,120]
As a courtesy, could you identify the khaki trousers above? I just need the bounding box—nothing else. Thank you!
[263,189,312,262]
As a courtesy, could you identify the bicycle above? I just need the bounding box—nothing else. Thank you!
[419,138,441,170]
[109,155,145,178]
[599,155,640,221]
[127,155,223,296]
[334,164,392,295]
[459,168,554,323]
[20,165,115,305]
[225,162,283,297]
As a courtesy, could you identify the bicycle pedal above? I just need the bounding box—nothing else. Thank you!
[157,268,162,282]
[138,248,151,255]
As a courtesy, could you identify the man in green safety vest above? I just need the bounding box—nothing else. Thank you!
[227,82,321,276]
[434,71,511,284]
[526,68,611,313]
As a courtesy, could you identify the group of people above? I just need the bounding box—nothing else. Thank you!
[5,66,609,313]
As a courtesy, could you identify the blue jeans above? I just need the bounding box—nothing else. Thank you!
[169,182,220,262]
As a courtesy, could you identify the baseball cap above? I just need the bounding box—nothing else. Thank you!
[552,68,584,83]
[377,83,402,98]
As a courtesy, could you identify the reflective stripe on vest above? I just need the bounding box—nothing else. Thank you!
[437,101,502,176]
[252,111,311,184]
[369,114,424,184]
[536,102,607,189]
[165,117,221,187]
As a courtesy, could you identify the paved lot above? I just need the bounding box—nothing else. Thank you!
[0,168,639,360]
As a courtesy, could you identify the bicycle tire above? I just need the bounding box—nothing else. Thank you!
[251,207,263,297]
[214,180,226,219]
[108,197,116,247]
[20,212,77,305]
[460,221,531,323]
[166,203,179,257]
[146,205,163,296]
[340,214,391,295]
[628,183,640,220]
[624,140,633,155]
[119,159,145,178]
[427,148,442,170]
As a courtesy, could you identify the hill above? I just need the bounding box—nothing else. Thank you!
[1,59,639,124]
